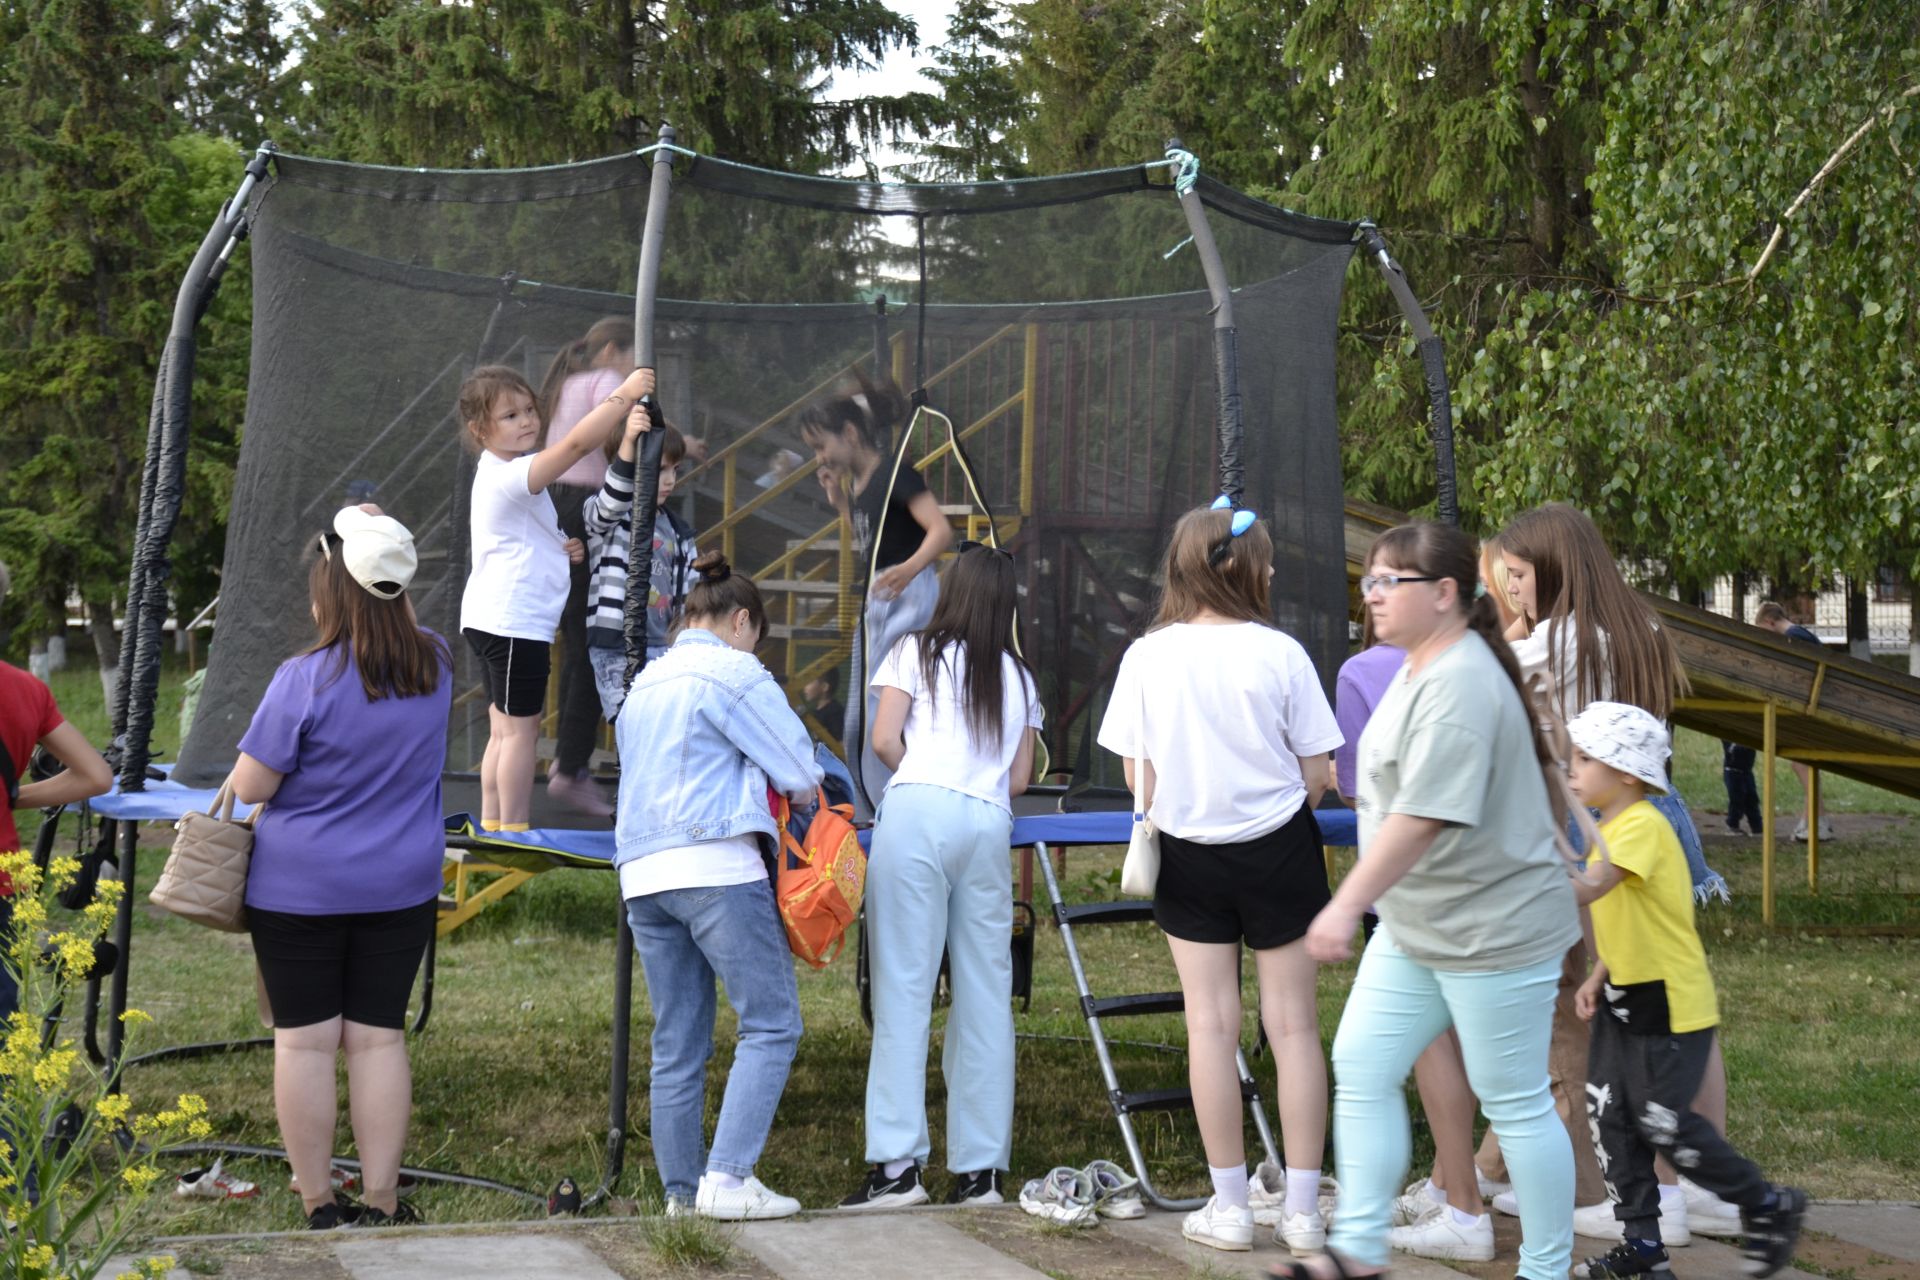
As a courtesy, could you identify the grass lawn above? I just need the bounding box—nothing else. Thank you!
[13,662,1920,1237]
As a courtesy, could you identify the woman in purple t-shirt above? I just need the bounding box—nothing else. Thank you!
[232,505,451,1230]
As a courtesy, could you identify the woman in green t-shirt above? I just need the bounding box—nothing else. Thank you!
[1287,521,1579,1280]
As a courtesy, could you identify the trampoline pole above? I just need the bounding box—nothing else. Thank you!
[1166,140,1245,507]
[585,909,635,1210]
[1357,221,1458,527]
[623,122,677,694]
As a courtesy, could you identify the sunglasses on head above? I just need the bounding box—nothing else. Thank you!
[1207,494,1257,567]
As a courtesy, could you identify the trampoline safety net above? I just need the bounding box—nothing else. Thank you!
[176,149,1356,790]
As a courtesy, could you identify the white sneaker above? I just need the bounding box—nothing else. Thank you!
[1393,1177,1446,1226]
[1085,1160,1145,1219]
[1677,1178,1743,1237]
[1249,1161,1340,1227]
[664,1196,691,1218]
[1493,1189,1520,1216]
[695,1175,800,1220]
[1818,817,1836,841]
[1277,1208,1327,1254]
[1572,1195,1691,1246]
[1183,1195,1254,1251]
[1792,819,1810,842]
[1478,1168,1512,1199]
[1389,1205,1497,1262]
[1018,1167,1098,1227]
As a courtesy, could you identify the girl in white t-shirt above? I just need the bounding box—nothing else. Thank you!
[839,544,1040,1213]
[1095,503,1344,1255]
[456,361,653,832]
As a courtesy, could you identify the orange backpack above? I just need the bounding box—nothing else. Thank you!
[775,790,867,968]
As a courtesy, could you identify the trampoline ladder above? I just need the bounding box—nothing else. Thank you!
[1033,841,1280,1212]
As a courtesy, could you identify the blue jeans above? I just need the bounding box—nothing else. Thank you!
[863,784,1015,1173]
[1330,930,1573,1280]
[624,879,802,1200]
[589,645,667,723]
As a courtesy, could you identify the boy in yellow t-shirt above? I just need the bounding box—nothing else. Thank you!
[1564,703,1806,1280]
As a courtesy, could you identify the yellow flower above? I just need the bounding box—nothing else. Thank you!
[24,1241,57,1271]
[31,1047,77,1091]
[118,1008,153,1026]
[46,856,81,892]
[95,1093,133,1124]
[121,1163,163,1194]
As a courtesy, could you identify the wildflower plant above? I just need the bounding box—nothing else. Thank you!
[1,850,194,1280]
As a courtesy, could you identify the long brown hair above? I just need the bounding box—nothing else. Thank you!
[914,544,1032,750]
[1500,503,1683,718]
[455,365,538,453]
[798,367,910,460]
[1369,521,1563,818]
[683,550,766,636]
[536,316,634,448]
[304,535,449,700]
[1150,505,1274,629]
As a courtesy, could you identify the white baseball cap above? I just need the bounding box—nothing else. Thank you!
[1566,701,1671,795]
[330,506,417,600]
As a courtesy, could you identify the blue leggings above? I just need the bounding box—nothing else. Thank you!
[1329,930,1573,1280]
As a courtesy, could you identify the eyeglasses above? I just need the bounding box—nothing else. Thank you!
[957,539,1013,560]
[1359,574,1440,596]
[1207,494,1257,567]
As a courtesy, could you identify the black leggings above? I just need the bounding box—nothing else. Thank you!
[250,900,435,1030]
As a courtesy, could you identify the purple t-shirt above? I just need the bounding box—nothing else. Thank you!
[1334,644,1407,802]
[238,639,452,915]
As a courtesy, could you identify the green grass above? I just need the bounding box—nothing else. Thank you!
[1670,726,1920,819]
[15,659,1918,1238]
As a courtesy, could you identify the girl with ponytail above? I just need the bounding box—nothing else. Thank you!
[612,550,822,1223]
[1295,521,1579,1280]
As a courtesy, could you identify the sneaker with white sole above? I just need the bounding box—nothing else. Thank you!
[1389,1204,1496,1262]
[1018,1167,1098,1227]
[1276,1208,1327,1254]
[1478,1167,1512,1199]
[1573,1195,1691,1246]
[840,1163,930,1210]
[176,1159,259,1201]
[695,1175,800,1220]
[1084,1160,1145,1219]
[946,1169,1004,1206]
[1249,1161,1340,1227]
[1677,1177,1743,1237]
[1393,1177,1446,1227]
[1182,1195,1254,1251]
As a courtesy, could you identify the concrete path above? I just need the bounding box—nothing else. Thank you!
[97,1198,1920,1280]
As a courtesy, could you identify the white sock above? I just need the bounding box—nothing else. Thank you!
[702,1170,744,1191]
[1428,1177,1451,1207]
[882,1158,915,1180]
[1284,1167,1322,1216]
[1450,1204,1483,1227]
[1659,1183,1684,1209]
[1209,1164,1250,1210]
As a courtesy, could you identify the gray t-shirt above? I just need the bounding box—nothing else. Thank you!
[1355,630,1579,972]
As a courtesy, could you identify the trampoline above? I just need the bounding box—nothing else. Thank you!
[79,123,1451,1213]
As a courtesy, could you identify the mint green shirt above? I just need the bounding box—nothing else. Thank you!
[1355,631,1579,972]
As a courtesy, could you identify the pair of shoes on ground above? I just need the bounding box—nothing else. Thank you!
[307,1193,423,1230]
[1492,1185,1701,1245]
[1792,818,1837,842]
[1187,1162,1334,1254]
[841,1162,1005,1211]
[175,1158,258,1201]
[1017,1160,1144,1227]
[1572,1185,1805,1279]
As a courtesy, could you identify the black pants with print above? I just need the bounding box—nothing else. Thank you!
[1587,1006,1769,1241]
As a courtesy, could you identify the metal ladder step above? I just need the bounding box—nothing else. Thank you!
[1115,1081,1260,1116]
[1055,900,1156,927]
[1085,991,1184,1019]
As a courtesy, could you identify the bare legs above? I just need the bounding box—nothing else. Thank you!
[274,1018,413,1217]
[1254,940,1328,1173]
[480,706,540,826]
[1414,1029,1485,1215]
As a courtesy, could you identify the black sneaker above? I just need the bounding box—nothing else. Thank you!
[1574,1241,1673,1279]
[357,1200,424,1227]
[839,1163,930,1210]
[1740,1185,1808,1278]
[307,1195,364,1230]
[946,1169,1004,1206]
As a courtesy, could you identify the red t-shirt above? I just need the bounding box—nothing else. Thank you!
[2,660,65,853]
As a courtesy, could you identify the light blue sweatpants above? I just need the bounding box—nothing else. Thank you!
[1330,929,1573,1280]
[862,783,1015,1173]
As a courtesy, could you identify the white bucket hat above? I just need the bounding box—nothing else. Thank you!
[330,505,417,600]
[1566,700,1670,795]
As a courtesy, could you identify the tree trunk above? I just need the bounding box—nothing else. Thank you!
[1845,576,1870,661]
[1731,571,1748,625]
[87,597,120,708]
[28,635,51,683]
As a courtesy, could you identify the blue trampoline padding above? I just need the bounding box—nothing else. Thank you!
[89,780,225,822]
[444,805,1359,869]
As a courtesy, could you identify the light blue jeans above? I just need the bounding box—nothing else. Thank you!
[863,784,1015,1173]
[1330,930,1573,1280]
[589,644,667,723]
[844,566,939,819]
[625,879,802,1200]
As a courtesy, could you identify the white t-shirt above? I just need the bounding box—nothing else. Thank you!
[1097,622,1343,844]
[460,451,571,640]
[619,835,767,900]
[872,636,1042,812]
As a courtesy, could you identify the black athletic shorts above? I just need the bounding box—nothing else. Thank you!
[463,628,551,717]
[250,900,435,1030]
[1152,803,1330,950]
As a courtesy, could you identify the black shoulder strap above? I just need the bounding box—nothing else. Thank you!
[0,730,18,807]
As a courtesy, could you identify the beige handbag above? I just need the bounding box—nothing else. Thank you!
[151,778,259,933]
[1118,683,1159,898]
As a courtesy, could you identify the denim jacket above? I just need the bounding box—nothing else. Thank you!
[613,629,823,864]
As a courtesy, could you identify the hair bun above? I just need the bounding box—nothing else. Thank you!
[692,549,732,583]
